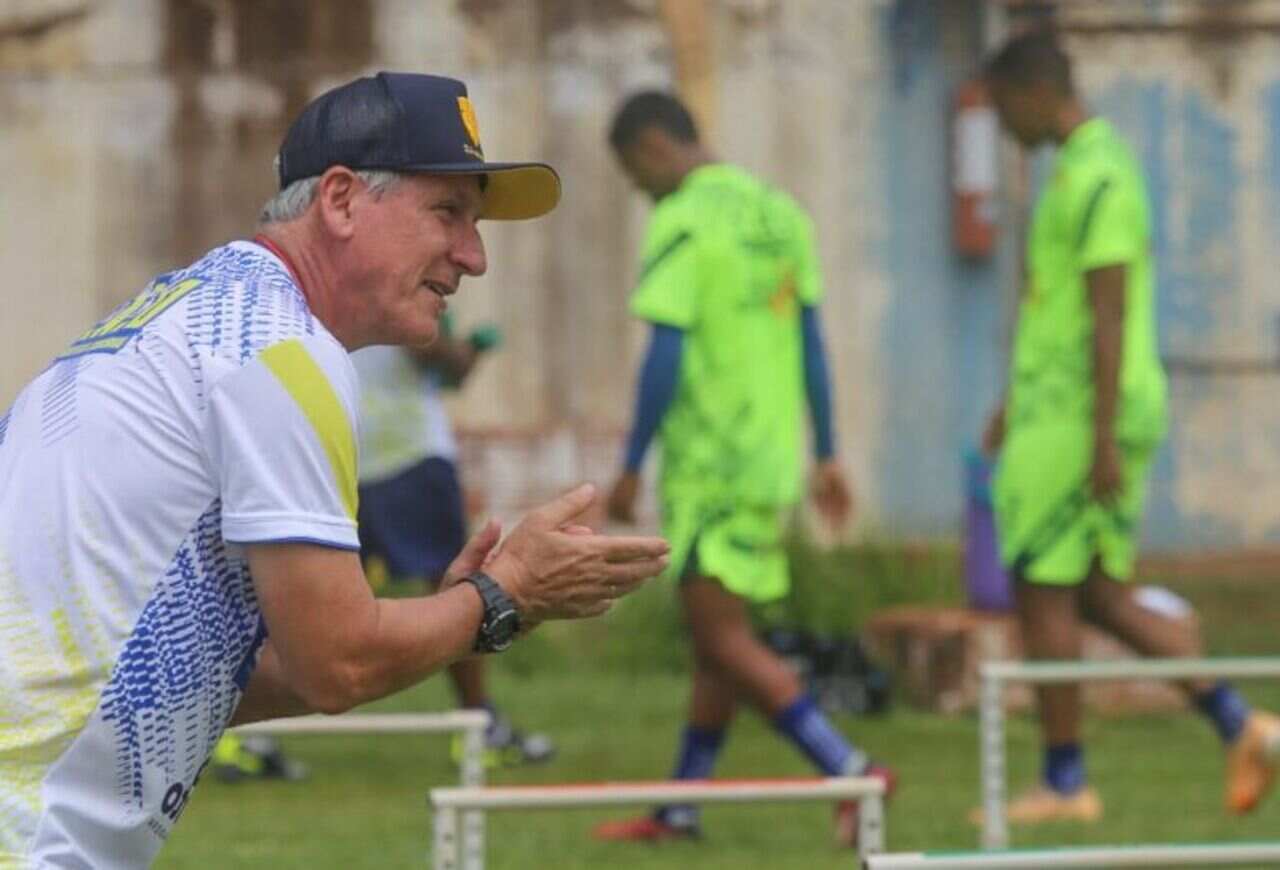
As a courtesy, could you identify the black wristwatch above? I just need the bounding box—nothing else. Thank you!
[460,571,521,653]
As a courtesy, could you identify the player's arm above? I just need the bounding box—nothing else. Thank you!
[609,324,684,523]
[790,202,851,530]
[1076,173,1138,502]
[801,305,835,462]
[801,305,851,529]
[609,218,697,524]
[1086,263,1125,501]
[405,333,479,385]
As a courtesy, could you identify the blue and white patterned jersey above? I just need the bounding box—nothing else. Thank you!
[0,241,360,868]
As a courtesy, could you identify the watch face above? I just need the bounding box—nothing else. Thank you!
[486,608,519,652]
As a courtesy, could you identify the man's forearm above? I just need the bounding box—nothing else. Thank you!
[283,582,485,715]
[1087,265,1126,445]
[230,642,312,726]
[241,596,475,720]
[248,542,488,716]
[353,584,485,703]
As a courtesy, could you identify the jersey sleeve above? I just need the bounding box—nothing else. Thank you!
[629,210,700,329]
[1073,169,1146,272]
[791,206,825,306]
[206,334,361,550]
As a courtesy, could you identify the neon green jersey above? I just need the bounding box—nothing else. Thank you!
[1010,118,1167,443]
[630,163,823,506]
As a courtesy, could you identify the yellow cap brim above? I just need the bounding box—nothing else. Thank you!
[479,163,561,220]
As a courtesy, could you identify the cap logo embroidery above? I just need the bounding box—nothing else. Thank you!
[457,96,484,159]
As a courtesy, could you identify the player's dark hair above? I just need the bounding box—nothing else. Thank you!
[984,28,1074,95]
[608,90,699,150]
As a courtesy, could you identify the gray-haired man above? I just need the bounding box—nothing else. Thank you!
[0,73,667,867]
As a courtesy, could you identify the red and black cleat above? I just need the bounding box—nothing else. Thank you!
[835,763,897,848]
[592,814,701,843]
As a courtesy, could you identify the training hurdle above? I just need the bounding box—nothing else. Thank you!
[238,711,490,864]
[865,841,1280,868]
[429,776,887,870]
[979,657,1280,849]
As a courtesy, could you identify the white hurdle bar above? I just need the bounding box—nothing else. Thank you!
[866,841,1280,868]
[979,657,1280,849]
[238,711,490,869]
[430,776,887,870]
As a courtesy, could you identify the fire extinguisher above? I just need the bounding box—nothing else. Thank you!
[951,78,999,259]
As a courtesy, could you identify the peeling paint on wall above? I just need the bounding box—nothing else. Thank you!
[1,0,1277,553]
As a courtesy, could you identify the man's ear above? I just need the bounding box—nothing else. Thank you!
[315,166,360,240]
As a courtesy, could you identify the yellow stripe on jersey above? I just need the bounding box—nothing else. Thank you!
[0,545,102,856]
[259,340,358,520]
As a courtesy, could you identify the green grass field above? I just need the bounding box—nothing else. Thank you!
[160,558,1280,868]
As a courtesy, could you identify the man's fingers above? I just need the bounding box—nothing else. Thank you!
[602,557,667,585]
[456,521,500,571]
[527,483,596,529]
[551,598,613,620]
[576,599,613,619]
[463,519,502,560]
[596,536,670,563]
[441,519,503,587]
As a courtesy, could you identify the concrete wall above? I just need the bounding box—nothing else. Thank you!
[1,0,1276,553]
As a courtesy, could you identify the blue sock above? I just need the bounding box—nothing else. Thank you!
[654,725,726,828]
[1044,743,1085,795]
[1195,681,1251,744]
[773,695,867,776]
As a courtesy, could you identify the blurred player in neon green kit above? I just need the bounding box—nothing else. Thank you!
[593,91,894,847]
[981,29,1280,825]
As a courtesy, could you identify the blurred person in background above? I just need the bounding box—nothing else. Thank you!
[0,72,669,867]
[981,29,1280,825]
[593,90,892,848]
[352,315,554,767]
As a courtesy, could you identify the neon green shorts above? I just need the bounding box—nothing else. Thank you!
[992,422,1157,585]
[662,498,791,604]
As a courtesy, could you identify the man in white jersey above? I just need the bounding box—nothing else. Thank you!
[355,324,555,767]
[0,72,669,868]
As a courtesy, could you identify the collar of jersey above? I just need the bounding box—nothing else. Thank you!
[681,162,738,190]
[1061,117,1110,155]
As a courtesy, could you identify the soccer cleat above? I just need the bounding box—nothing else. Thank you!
[591,814,701,843]
[210,734,308,784]
[1225,711,1280,814]
[972,784,1102,825]
[452,715,556,768]
[835,763,897,848]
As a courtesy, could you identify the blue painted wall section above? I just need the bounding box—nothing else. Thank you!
[872,2,1004,536]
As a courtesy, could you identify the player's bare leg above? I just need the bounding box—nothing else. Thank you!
[447,657,488,708]
[690,661,738,730]
[1000,578,1102,823]
[1082,562,1280,813]
[683,576,895,846]
[682,577,801,717]
[1080,562,1208,692]
[1017,581,1084,747]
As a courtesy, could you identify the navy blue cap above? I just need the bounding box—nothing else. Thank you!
[277,72,560,221]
